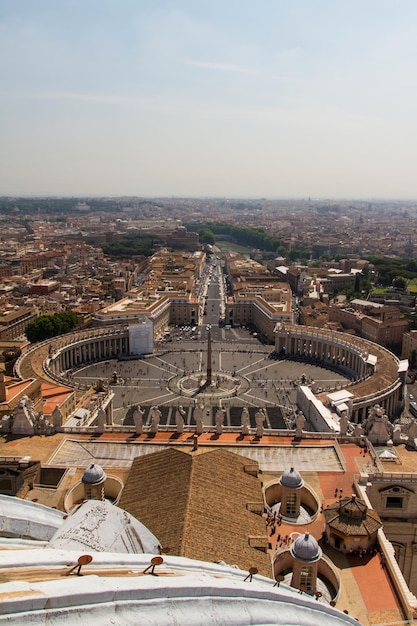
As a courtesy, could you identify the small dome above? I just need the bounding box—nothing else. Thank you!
[82,464,107,485]
[291,532,322,563]
[279,467,303,489]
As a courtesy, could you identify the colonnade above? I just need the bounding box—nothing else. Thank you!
[15,321,404,428]
[352,379,402,424]
[47,328,129,375]
[275,326,370,379]
[275,324,403,422]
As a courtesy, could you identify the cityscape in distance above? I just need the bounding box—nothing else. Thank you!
[1,195,417,624]
[2,0,417,623]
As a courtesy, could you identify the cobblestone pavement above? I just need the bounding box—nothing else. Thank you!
[72,337,348,427]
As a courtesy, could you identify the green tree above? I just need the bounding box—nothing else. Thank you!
[184,222,286,254]
[199,228,215,245]
[25,311,78,343]
[392,276,407,290]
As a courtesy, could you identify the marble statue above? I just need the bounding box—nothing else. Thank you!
[364,404,393,445]
[241,407,250,435]
[150,406,161,433]
[215,408,225,435]
[175,405,186,434]
[295,412,305,437]
[255,408,265,437]
[52,406,63,431]
[133,405,144,435]
[193,404,204,435]
[339,413,349,437]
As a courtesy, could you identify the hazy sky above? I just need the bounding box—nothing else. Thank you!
[1,0,417,199]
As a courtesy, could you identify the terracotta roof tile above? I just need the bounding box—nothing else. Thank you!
[119,447,271,577]
[324,496,382,537]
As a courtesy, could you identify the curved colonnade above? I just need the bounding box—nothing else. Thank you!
[15,325,130,390]
[15,323,404,426]
[275,324,373,380]
[275,324,403,423]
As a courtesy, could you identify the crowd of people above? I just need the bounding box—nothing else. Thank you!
[265,510,284,538]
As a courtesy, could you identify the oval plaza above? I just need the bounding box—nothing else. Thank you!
[4,265,417,624]
[15,318,407,435]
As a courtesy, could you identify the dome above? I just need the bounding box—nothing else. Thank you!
[279,467,303,489]
[291,532,322,563]
[49,499,161,555]
[82,463,107,485]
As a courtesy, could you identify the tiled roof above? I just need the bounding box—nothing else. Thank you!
[119,447,271,577]
[323,496,382,537]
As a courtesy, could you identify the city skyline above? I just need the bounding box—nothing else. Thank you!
[1,0,417,199]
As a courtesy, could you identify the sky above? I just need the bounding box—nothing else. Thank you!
[1,0,417,199]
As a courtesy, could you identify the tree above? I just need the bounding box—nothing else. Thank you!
[25,311,78,343]
[199,228,215,245]
[99,232,162,258]
[184,222,286,255]
[392,276,407,290]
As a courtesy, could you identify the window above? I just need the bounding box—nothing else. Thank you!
[285,492,297,516]
[386,496,403,509]
[300,566,313,591]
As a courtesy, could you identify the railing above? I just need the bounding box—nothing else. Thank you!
[366,471,417,484]
[333,437,347,472]
[355,481,417,620]
[364,440,384,473]
[352,377,402,407]
[55,424,344,442]
[0,456,31,464]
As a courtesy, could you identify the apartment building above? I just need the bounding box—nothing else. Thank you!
[329,300,409,350]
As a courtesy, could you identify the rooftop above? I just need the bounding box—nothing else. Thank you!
[119,447,271,577]
[0,432,413,624]
[0,549,359,625]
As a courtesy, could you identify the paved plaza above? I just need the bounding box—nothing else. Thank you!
[72,331,348,430]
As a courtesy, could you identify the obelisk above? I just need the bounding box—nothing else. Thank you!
[206,324,212,386]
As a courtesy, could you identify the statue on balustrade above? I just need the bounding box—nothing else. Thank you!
[255,408,265,437]
[241,407,250,435]
[150,406,161,433]
[175,405,186,433]
[364,404,393,445]
[295,411,305,437]
[133,405,144,435]
[193,404,204,435]
[215,407,225,435]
